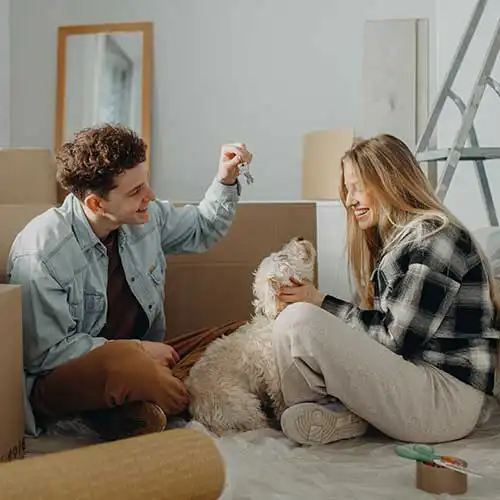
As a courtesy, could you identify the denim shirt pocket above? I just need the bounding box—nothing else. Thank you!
[70,292,106,335]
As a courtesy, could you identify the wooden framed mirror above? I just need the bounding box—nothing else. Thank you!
[54,22,153,202]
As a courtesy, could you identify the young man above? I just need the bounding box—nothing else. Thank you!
[8,124,253,440]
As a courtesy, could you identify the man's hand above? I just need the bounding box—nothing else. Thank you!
[141,341,180,368]
[278,277,326,306]
[217,143,253,185]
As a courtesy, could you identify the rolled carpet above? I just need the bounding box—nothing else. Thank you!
[0,428,226,500]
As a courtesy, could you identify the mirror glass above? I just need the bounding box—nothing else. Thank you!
[63,31,143,142]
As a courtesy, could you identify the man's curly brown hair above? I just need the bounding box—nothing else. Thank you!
[56,123,147,200]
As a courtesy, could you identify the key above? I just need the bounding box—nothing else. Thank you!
[239,163,254,184]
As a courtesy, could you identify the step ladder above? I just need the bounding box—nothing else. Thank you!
[416,0,500,226]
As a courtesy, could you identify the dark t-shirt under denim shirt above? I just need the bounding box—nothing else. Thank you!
[99,231,148,340]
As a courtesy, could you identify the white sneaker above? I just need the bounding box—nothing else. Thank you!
[280,402,368,445]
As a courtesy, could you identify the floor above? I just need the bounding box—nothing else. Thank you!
[24,403,500,499]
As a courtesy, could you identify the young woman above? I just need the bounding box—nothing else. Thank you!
[274,134,499,445]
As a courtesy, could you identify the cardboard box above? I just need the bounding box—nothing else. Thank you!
[0,205,54,283]
[0,285,25,462]
[0,148,58,204]
[301,128,354,201]
[165,203,317,338]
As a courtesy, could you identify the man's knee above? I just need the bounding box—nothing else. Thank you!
[88,341,156,403]
[32,340,157,417]
[96,340,150,376]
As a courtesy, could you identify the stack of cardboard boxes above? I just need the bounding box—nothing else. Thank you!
[0,148,57,462]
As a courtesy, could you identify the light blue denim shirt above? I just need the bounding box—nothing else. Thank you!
[8,177,240,435]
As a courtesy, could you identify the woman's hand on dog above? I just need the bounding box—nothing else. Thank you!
[278,277,326,306]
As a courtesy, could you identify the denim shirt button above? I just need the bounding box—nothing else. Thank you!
[148,304,153,310]
[131,277,135,282]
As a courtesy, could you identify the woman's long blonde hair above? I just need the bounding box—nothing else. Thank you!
[339,134,499,313]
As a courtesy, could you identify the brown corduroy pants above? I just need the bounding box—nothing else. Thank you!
[31,320,246,421]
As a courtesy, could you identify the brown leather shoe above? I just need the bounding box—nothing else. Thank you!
[84,401,168,441]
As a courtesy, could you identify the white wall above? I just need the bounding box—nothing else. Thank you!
[7,0,500,299]
[436,0,500,230]
[0,0,10,146]
[316,202,353,299]
[10,0,437,202]
[64,35,102,141]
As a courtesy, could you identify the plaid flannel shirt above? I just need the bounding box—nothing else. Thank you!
[322,220,500,395]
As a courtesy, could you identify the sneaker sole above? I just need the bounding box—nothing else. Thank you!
[280,403,368,445]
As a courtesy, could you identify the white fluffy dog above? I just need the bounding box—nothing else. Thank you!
[186,237,316,434]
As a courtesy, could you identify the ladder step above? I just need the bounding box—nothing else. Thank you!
[417,147,500,162]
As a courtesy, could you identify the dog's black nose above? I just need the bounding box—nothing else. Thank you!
[296,236,304,241]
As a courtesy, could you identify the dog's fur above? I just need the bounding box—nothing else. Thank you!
[186,237,316,434]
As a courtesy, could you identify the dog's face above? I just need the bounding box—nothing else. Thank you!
[252,237,316,319]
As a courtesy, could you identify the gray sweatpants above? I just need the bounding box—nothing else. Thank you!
[273,302,486,443]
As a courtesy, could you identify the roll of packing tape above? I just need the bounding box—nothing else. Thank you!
[416,457,468,495]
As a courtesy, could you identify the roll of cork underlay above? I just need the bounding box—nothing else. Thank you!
[0,428,226,500]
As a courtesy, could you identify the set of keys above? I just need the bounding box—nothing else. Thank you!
[239,162,254,185]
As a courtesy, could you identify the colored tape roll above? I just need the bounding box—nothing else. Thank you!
[416,456,468,495]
